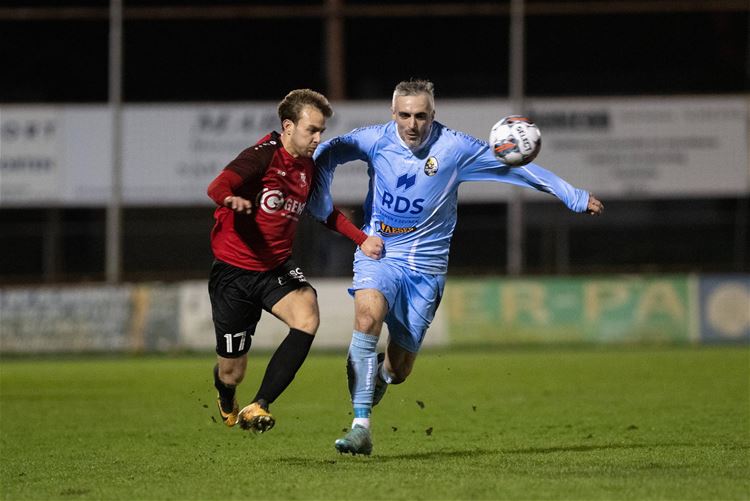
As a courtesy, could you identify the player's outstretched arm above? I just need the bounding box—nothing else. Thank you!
[586,194,604,216]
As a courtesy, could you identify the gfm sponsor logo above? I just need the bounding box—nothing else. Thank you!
[257,189,306,216]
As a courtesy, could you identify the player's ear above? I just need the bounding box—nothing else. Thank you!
[282,118,295,135]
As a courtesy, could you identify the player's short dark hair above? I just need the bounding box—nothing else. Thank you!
[392,78,435,111]
[277,89,333,124]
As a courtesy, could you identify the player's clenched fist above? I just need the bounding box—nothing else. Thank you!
[586,195,604,216]
[360,235,384,260]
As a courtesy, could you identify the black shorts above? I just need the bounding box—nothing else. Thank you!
[208,258,314,358]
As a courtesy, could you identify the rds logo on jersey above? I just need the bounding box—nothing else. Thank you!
[381,173,424,215]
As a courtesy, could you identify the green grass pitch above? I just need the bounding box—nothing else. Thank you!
[1,346,748,500]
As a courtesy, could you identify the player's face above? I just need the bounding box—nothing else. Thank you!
[282,105,327,158]
[392,94,434,150]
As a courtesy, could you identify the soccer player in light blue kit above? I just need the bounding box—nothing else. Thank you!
[309,79,604,455]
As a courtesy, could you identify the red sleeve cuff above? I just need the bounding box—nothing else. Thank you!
[324,207,367,245]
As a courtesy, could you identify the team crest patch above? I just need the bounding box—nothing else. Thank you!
[424,157,438,176]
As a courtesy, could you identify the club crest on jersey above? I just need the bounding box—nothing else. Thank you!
[424,157,439,176]
[300,172,308,187]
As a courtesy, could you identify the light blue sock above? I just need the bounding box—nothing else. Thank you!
[348,330,378,419]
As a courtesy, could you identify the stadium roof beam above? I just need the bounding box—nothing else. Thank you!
[1,1,748,21]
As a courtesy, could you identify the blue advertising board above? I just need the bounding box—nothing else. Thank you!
[699,275,750,344]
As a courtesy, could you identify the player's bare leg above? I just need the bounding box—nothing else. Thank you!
[373,341,417,406]
[214,355,246,427]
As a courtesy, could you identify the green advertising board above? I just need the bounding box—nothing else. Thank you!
[444,276,694,345]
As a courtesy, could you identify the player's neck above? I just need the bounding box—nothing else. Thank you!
[397,123,434,152]
[280,135,301,158]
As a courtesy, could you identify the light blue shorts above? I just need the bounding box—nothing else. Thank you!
[348,254,446,353]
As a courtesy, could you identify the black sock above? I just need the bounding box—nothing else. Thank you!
[213,364,236,412]
[253,328,314,407]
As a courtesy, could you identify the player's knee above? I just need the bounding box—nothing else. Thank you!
[287,308,319,335]
[354,314,382,335]
[294,314,319,335]
[279,291,320,334]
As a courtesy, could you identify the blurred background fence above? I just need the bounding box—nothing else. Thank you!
[1,0,748,351]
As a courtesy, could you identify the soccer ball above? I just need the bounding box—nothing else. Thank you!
[489,115,542,166]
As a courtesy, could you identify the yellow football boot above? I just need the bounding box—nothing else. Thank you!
[237,402,275,433]
[217,397,239,427]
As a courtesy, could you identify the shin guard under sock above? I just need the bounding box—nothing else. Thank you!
[253,328,314,406]
[348,331,379,420]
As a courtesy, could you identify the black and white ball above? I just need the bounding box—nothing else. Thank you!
[489,115,542,166]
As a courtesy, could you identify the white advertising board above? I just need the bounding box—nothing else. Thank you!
[0,106,111,205]
[177,279,447,352]
[1,97,747,206]
[0,107,63,203]
[122,102,389,205]
[526,96,749,198]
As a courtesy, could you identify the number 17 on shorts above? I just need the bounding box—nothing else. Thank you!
[223,330,249,355]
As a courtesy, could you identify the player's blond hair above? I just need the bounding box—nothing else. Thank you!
[392,79,435,112]
[278,89,333,124]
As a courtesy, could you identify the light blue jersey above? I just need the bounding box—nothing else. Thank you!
[309,120,590,275]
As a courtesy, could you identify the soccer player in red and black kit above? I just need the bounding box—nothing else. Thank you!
[207,89,384,433]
